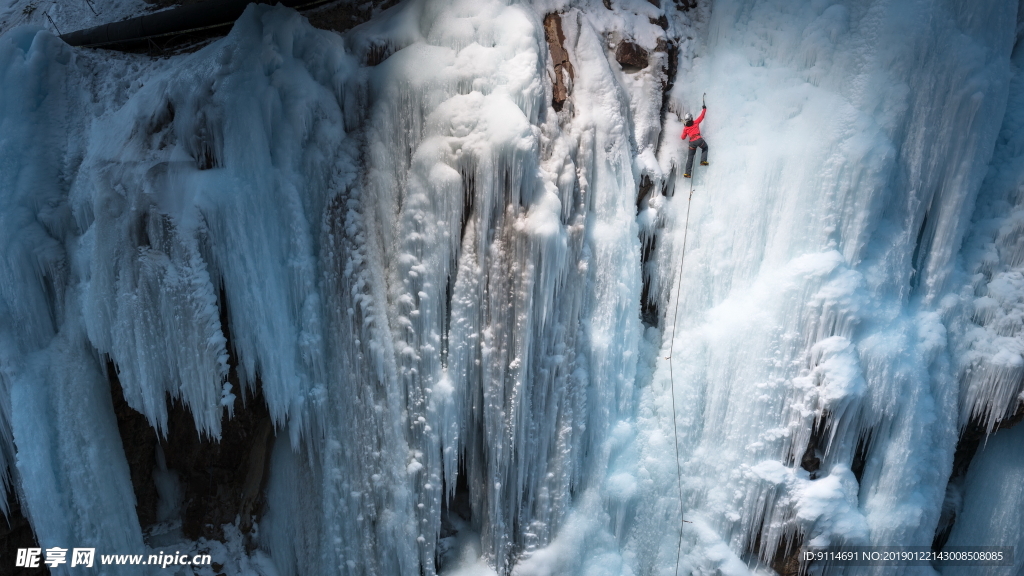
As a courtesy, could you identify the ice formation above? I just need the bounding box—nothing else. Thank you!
[1,0,1023,575]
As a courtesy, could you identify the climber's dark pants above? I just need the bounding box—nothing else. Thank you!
[685,137,708,174]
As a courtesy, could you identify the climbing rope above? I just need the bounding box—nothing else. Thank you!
[666,160,696,576]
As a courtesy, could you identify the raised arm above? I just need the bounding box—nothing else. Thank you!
[694,107,706,125]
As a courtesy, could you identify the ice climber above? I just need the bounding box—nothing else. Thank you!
[681,104,708,178]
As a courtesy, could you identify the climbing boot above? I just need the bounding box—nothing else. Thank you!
[683,173,691,178]
[700,161,709,166]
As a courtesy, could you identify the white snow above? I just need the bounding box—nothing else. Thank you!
[1,0,1024,575]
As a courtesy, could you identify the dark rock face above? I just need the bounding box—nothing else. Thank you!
[162,389,273,542]
[0,497,49,576]
[770,536,803,576]
[305,0,402,34]
[125,0,398,54]
[799,414,830,480]
[109,364,274,544]
[748,523,803,576]
[616,41,649,71]
[144,0,205,7]
[543,13,575,112]
[109,364,161,528]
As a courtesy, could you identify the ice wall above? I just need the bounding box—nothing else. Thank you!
[1,0,1024,575]
[953,26,1024,434]
[0,1,657,574]
[633,0,1023,573]
[263,1,655,573]
[0,25,147,572]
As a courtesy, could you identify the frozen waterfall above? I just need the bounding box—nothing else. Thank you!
[0,0,1023,575]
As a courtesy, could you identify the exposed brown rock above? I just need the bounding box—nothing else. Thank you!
[799,414,829,479]
[771,534,803,576]
[304,0,402,34]
[750,523,804,576]
[615,41,649,72]
[543,13,574,112]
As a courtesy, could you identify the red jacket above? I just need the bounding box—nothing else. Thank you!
[681,108,705,141]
